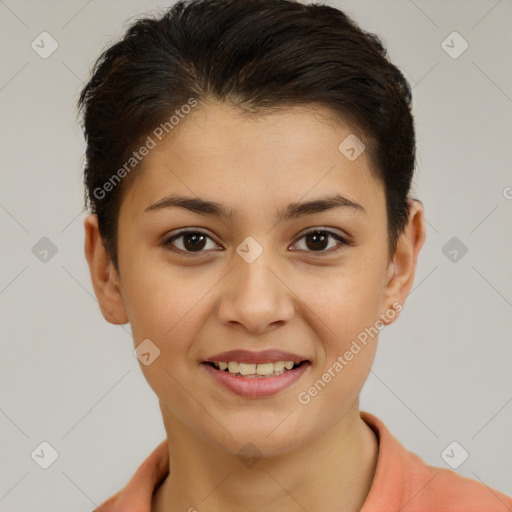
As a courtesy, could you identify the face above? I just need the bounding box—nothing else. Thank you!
[85,102,424,457]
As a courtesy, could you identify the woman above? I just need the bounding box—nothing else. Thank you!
[79,0,512,510]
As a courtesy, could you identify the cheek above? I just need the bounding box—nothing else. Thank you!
[122,253,212,341]
[299,259,386,348]
[122,259,235,384]
[291,256,385,404]
[294,269,382,426]
[124,266,210,405]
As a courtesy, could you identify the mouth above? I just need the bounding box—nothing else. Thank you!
[200,359,311,398]
[202,360,308,378]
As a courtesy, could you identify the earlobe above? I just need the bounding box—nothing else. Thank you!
[382,199,426,323]
[84,214,129,325]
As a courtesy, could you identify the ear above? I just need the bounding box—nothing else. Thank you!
[84,214,128,325]
[381,198,426,325]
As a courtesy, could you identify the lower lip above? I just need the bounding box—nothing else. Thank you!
[201,362,310,398]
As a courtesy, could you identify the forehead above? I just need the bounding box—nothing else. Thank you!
[119,102,384,223]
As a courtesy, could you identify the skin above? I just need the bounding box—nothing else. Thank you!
[84,102,425,512]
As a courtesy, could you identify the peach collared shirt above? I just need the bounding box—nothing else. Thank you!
[93,411,512,511]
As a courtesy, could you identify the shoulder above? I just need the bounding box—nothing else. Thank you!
[360,411,512,511]
[92,439,169,512]
[403,448,512,511]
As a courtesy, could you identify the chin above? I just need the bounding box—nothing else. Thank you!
[201,417,311,459]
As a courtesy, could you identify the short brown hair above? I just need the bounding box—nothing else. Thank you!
[78,0,415,271]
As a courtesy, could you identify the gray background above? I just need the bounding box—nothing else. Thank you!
[0,0,511,509]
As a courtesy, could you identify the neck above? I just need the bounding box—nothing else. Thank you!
[152,403,378,512]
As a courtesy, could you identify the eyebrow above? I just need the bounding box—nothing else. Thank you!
[144,193,367,220]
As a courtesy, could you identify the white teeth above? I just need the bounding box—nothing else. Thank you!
[273,361,285,372]
[227,361,239,373]
[239,363,256,375]
[212,360,300,376]
[256,363,274,376]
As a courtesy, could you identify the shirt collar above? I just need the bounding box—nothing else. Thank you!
[94,410,404,511]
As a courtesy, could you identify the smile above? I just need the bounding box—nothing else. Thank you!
[206,360,303,377]
[201,360,310,397]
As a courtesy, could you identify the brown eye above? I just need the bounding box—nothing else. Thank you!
[163,230,218,254]
[163,228,350,257]
[293,229,350,254]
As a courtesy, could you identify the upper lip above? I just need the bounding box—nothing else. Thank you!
[203,349,309,365]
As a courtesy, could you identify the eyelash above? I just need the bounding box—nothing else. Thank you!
[162,228,351,256]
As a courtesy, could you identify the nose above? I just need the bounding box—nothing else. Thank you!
[216,248,295,334]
